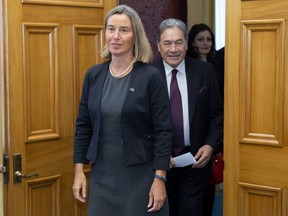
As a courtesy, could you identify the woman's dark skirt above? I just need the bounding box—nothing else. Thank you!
[88,128,169,216]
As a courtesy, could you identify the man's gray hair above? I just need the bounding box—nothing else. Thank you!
[157,18,188,42]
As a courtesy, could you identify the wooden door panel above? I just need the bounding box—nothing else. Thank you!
[226,0,288,215]
[26,176,61,216]
[22,4,104,25]
[239,183,282,216]
[240,19,284,147]
[22,0,102,8]
[240,146,288,186]
[242,1,288,20]
[73,25,104,114]
[4,0,116,215]
[23,23,60,143]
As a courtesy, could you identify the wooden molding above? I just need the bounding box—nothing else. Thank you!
[239,19,285,147]
[23,23,61,143]
[22,0,103,8]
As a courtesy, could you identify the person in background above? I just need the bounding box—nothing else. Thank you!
[152,18,223,216]
[72,5,173,216]
[187,23,224,216]
[187,23,224,100]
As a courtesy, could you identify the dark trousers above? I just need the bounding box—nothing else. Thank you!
[166,166,208,216]
[202,184,216,216]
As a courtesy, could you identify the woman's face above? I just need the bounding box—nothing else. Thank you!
[106,13,134,58]
[193,30,212,57]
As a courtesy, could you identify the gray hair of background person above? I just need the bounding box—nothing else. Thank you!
[101,4,152,63]
[157,18,188,42]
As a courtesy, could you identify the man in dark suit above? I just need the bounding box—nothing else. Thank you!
[152,18,223,216]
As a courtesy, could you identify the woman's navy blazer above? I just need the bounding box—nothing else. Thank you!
[73,61,173,171]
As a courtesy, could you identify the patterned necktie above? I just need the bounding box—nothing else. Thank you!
[170,69,184,156]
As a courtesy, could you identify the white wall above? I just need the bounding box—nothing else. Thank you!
[215,0,226,50]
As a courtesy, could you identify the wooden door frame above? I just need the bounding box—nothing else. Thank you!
[224,0,241,215]
[187,0,214,31]
[0,0,5,214]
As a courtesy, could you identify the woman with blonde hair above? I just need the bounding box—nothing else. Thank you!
[72,4,172,216]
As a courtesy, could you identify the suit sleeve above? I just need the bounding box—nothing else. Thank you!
[205,65,223,153]
[73,70,93,164]
[148,71,173,170]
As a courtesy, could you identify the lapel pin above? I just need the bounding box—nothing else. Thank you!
[129,88,135,92]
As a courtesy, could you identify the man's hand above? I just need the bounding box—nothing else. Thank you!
[192,145,213,168]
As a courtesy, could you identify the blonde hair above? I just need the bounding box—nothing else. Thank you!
[101,5,152,63]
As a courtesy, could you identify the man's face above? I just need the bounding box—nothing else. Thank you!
[157,26,188,68]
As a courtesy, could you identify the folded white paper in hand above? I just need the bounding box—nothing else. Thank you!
[172,152,197,167]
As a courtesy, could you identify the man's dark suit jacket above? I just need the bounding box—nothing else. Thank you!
[152,57,223,178]
[73,61,173,171]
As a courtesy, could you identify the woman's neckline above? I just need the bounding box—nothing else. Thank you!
[109,59,135,78]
